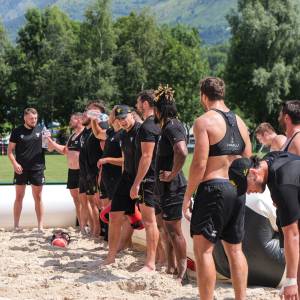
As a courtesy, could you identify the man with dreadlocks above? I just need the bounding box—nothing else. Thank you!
[153,84,189,285]
[183,77,251,300]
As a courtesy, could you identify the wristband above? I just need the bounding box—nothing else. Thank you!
[280,278,297,295]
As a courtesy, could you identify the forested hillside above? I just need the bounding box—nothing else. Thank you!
[0,0,236,45]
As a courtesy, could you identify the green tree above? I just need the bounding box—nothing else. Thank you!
[9,6,76,129]
[201,43,230,76]
[114,7,163,106]
[0,18,12,133]
[73,0,117,109]
[158,23,210,142]
[224,0,300,134]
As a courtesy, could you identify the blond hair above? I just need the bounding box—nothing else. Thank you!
[24,108,37,116]
[255,123,276,136]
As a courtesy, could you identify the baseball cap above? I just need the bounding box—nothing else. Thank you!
[115,105,132,119]
[228,157,251,196]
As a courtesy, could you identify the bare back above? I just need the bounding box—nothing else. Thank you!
[194,108,251,182]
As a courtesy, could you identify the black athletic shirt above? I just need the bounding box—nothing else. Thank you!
[67,131,83,152]
[9,125,45,171]
[135,115,160,182]
[120,121,141,182]
[79,127,92,178]
[209,109,245,156]
[154,119,187,196]
[86,122,110,175]
[264,151,300,227]
[102,127,123,177]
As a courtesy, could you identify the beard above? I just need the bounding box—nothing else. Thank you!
[137,106,145,116]
[278,119,286,133]
[201,101,208,112]
[70,124,77,130]
[82,119,91,126]
[26,121,36,129]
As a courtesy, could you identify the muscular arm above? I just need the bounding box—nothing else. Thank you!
[281,222,299,298]
[130,142,155,199]
[7,142,23,174]
[91,119,107,140]
[238,118,251,158]
[160,140,188,182]
[184,117,209,201]
[47,138,68,155]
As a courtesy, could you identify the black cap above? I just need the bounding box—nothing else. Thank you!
[228,157,251,196]
[115,105,132,119]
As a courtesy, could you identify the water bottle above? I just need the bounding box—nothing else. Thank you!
[87,110,109,121]
[99,113,109,121]
[42,126,48,148]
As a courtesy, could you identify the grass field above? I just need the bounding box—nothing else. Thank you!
[0,155,69,183]
[0,152,262,183]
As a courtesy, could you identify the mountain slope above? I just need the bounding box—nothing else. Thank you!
[0,0,237,45]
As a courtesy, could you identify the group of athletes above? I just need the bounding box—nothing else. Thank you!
[7,76,300,299]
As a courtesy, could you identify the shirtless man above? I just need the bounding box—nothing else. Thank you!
[279,100,300,155]
[183,77,251,300]
[255,123,286,152]
[47,112,87,233]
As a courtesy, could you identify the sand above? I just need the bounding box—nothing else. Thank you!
[0,226,280,300]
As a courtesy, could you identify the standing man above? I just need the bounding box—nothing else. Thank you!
[183,77,251,300]
[255,123,286,152]
[78,110,95,236]
[278,100,300,154]
[229,152,300,300]
[46,112,87,233]
[153,84,188,285]
[100,105,141,265]
[85,100,109,239]
[7,108,52,231]
[91,106,124,243]
[130,90,161,273]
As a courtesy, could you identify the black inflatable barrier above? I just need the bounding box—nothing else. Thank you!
[213,193,286,287]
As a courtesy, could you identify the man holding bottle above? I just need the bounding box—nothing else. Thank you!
[7,108,53,232]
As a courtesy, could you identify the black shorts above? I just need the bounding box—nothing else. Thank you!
[155,186,186,221]
[99,172,121,200]
[191,179,245,244]
[67,169,80,189]
[137,181,155,207]
[79,173,99,196]
[14,170,45,186]
[111,177,136,215]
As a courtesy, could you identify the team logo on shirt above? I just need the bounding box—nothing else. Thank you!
[75,141,78,144]
[20,135,24,138]
[36,133,40,137]
[120,140,122,147]
[130,137,133,142]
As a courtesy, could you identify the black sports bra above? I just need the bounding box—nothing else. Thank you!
[282,131,300,152]
[209,109,246,156]
[67,132,83,152]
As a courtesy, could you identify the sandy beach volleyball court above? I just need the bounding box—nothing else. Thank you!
[0,226,280,300]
